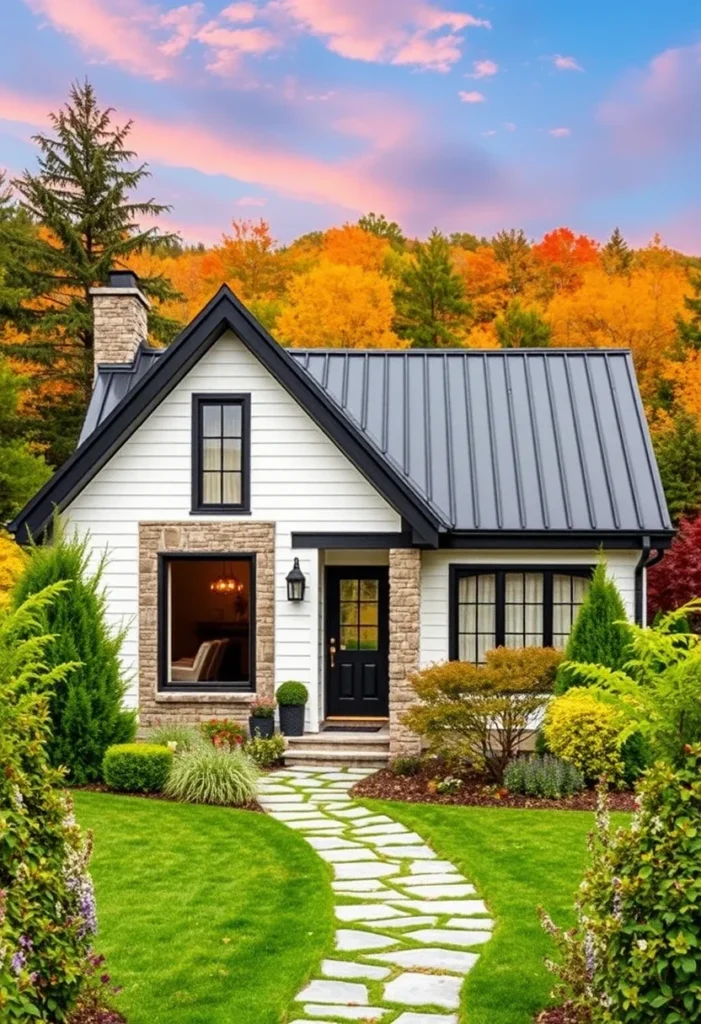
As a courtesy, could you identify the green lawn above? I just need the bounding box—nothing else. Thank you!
[365,800,629,1024]
[73,791,334,1024]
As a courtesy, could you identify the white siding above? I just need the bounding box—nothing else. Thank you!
[64,331,401,729]
[420,548,639,668]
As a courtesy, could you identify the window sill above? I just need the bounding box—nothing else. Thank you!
[190,507,252,516]
[154,691,257,704]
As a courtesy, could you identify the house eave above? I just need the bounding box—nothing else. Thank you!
[438,529,676,550]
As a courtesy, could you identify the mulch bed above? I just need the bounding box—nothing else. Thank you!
[68,1006,126,1024]
[71,783,262,812]
[351,763,637,811]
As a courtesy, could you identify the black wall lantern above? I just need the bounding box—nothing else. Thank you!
[286,557,306,602]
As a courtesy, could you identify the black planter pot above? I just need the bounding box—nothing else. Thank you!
[249,716,275,739]
[279,704,305,737]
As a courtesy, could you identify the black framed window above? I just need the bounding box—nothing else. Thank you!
[192,394,250,513]
[158,553,256,692]
[450,565,592,664]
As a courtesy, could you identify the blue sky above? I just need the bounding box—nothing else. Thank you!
[1,0,700,249]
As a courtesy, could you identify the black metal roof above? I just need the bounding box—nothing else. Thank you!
[75,339,672,539]
[289,348,672,536]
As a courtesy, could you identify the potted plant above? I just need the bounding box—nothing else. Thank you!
[249,699,276,739]
[276,682,309,737]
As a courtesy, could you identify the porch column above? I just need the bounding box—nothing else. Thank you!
[388,547,422,757]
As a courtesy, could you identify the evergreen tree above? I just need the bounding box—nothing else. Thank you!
[676,271,701,352]
[0,81,181,464]
[394,228,471,347]
[494,300,552,348]
[491,228,533,294]
[0,358,51,522]
[11,520,135,783]
[357,211,405,250]
[653,411,701,523]
[601,226,633,276]
[556,559,630,693]
[449,231,487,251]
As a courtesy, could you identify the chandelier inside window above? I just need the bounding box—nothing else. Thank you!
[210,565,245,595]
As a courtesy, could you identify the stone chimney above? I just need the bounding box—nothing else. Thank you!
[90,270,150,376]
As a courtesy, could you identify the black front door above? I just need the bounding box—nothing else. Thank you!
[325,566,389,717]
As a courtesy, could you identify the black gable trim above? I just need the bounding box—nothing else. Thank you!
[8,286,443,545]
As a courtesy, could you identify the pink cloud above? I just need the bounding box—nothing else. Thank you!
[222,1,258,22]
[160,3,204,58]
[25,0,175,79]
[467,59,498,78]
[553,54,583,72]
[235,195,268,206]
[458,90,486,103]
[274,0,489,70]
[504,121,516,131]
[548,127,571,137]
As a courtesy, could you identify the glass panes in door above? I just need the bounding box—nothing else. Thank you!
[340,578,379,651]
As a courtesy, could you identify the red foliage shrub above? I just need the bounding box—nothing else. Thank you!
[647,515,701,620]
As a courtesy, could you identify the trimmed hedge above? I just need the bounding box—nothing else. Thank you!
[276,681,309,706]
[102,743,173,793]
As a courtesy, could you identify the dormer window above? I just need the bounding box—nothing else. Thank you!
[192,394,250,514]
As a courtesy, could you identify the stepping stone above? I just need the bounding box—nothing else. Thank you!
[331,879,388,893]
[381,847,437,860]
[336,903,408,923]
[259,794,306,804]
[374,947,480,974]
[285,818,342,830]
[383,973,463,1009]
[353,822,406,835]
[398,899,488,916]
[295,779,328,789]
[371,915,438,929]
[268,811,332,821]
[306,837,362,850]
[367,832,425,847]
[322,960,390,981]
[446,917,494,930]
[401,874,467,887]
[401,884,477,899]
[335,929,398,952]
[316,849,379,863]
[303,1006,388,1020]
[334,862,399,880]
[319,772,354,781]
[297,979,368,1004]
[409,860,456,874]
[405,928,492,947]
[393,1014,458,1024]
[335,890,405,901]
[257,785,294,794]
[333,807,375,819]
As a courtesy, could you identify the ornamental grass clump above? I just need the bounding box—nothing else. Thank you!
[0,583,100,1022]
[150,722,202,752]
[504,754,584,799]
[404,646,563,784]
[165,744,259,806]
[541,746,701,1023]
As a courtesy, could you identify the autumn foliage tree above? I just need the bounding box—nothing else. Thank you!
[277,261,402,349]
[647,515,701,620]
[532,226,600,296]
[322,224,388,271]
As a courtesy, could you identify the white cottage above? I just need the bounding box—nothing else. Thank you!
[9,271,674,764]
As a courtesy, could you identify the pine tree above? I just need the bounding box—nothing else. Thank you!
[494,300,552,348]
[11,520,135,783]
[491,228,533,294]
[601,226,633,276]
[0,81,181,464]
[652,412,701,523]
[357,212,405,250]
[676,271,701,352]
[394,229,471,347]
[0,358,51,521]
[556,559,630,693]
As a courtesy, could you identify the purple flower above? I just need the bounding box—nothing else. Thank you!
[584,932,596,980]
[19,934,33,950]
[11,950,26,975]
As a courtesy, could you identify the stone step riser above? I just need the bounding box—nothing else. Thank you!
[284,753,389,769]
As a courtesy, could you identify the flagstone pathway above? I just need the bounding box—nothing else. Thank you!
[259,766,494,1024]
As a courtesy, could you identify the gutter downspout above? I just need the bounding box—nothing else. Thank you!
[634,535,666,625]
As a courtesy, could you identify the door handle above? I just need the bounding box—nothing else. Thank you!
[329,637,337,669]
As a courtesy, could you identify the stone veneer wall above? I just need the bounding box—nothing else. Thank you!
[138,521,275,728]
[92,289,149,370]
[388,547,422,756]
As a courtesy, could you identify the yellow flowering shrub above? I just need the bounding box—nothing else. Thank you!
[0,530,25,610]
[544,688,626,785]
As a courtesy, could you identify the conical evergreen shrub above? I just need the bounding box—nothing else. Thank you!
[556,559,630,693]
[12,521,135,782]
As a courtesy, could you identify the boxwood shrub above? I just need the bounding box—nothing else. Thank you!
[102,743,173,793]
[276,681,309,706]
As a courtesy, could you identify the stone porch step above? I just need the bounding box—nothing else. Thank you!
[284,732,390,768]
